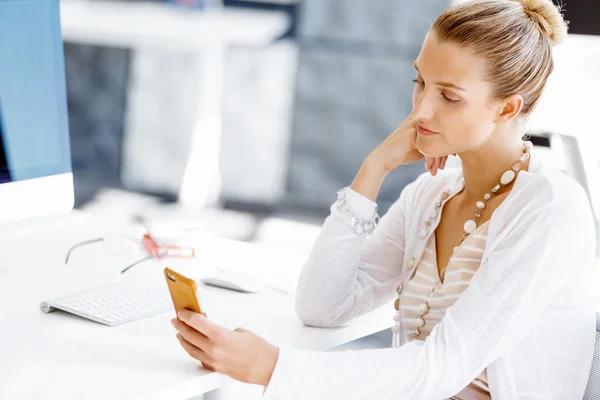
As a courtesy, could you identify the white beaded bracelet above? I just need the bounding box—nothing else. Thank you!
[335,187,381,235]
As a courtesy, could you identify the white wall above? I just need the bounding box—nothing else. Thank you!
[527,34,600,216]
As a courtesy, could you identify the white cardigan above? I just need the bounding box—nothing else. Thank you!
[264,152,597,399]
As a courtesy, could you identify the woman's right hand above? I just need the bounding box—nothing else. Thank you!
[350,116,449,202]
[367,116,447,175]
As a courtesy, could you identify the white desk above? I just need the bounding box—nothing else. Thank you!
[60,0,290,210]
[60,0,289,49]
[0,212,393,399]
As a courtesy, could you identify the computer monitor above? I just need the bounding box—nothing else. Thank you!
[0,0,73,223]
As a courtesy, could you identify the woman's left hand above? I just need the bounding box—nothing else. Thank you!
[424,155,448,176]
[171,310,279,387]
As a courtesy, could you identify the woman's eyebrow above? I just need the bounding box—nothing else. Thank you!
[413,62,467,92]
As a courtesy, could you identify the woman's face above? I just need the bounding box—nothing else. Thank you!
[411,32,506,158]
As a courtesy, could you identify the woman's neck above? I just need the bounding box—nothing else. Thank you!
[457,132,528,204]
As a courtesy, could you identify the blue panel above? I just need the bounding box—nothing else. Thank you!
[0,0,71,182]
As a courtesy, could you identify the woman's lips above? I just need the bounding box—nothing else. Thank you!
[417,124,438,136]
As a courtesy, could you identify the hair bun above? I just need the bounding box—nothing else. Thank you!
[517,0,568,45]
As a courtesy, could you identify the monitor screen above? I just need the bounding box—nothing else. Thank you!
[0,0,71,184]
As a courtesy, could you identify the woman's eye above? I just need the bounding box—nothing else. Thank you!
[413,78,459,104]
[442,93,460,104]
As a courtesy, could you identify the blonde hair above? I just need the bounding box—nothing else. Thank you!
[432,0,568,117]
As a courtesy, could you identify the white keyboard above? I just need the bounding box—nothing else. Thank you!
[40,279,173,326]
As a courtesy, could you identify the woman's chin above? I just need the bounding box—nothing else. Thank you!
[416,137,450,158]
[415,143,437,158]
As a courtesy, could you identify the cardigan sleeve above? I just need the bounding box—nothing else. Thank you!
[294,173,430,328]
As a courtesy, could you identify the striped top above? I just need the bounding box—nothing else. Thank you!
[400,221,491,399]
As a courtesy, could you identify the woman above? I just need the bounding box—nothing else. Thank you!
[171,0,598,398]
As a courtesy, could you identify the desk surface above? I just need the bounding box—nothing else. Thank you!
[0,212,393,400]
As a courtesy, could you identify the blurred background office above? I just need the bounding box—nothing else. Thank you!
[63,0,600,256]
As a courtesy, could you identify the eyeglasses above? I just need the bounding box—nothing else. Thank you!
[65,233,195,273]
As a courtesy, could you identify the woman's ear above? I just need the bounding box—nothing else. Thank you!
[495,94,523,123]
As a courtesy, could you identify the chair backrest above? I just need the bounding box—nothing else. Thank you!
[583,312,600,399]
[527,132,600,257]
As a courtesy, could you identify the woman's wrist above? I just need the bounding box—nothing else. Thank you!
[350,158,389,202]
[258,345,280,387]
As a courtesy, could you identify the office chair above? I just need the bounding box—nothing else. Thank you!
[583,312,600,399]
[527,132,600,257]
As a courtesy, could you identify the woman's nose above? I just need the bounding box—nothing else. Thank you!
[411,93,435,121]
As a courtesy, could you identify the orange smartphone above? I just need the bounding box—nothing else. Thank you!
[164,267,206,318]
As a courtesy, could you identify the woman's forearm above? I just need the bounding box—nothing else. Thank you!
[350,158,388,203]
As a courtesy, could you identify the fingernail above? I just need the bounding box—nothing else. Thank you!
[171,319,176,327]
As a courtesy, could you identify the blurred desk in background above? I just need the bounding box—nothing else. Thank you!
[60,0,290,211]
[60,0,289,49]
